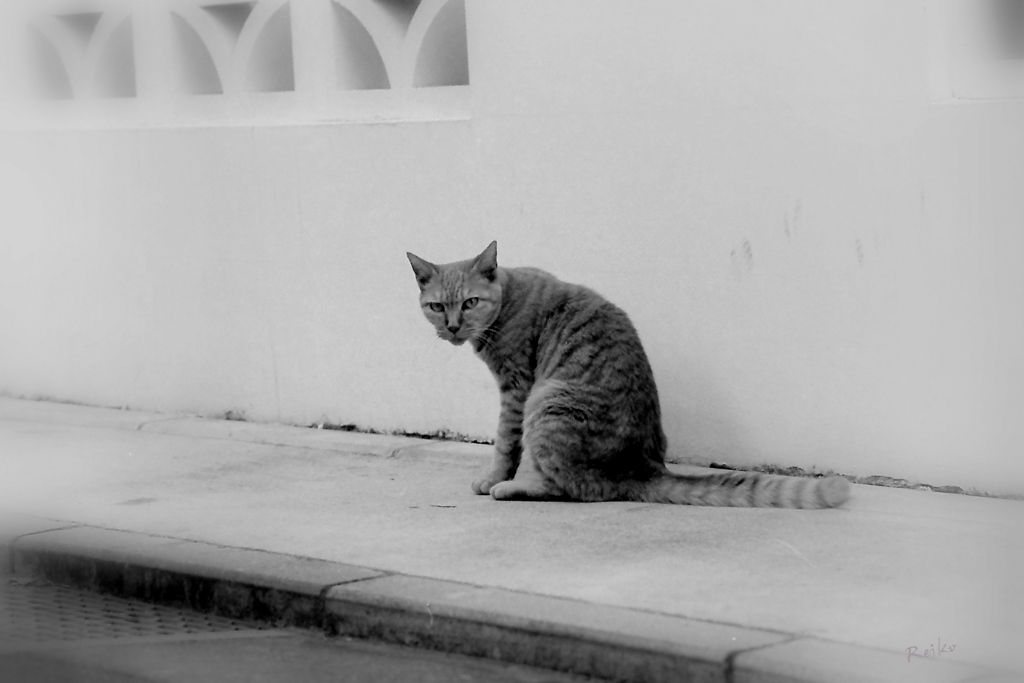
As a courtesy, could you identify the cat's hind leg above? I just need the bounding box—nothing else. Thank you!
[488,446,566,500]
[490,379,589,501]
[502,379,644,502]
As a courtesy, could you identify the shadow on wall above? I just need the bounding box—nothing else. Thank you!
[655,360,754,468]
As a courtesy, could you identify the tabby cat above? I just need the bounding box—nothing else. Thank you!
[406,241,850,508]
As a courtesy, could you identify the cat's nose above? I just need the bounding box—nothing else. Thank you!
[447,324,461,334]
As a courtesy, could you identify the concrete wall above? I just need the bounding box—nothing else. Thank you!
[1,0,1021,494]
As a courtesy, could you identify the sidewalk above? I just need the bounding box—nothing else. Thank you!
[1,397,1020,683]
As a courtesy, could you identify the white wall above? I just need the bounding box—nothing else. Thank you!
[1,0,1021,494]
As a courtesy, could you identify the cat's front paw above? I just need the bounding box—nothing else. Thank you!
[471,475,505,495]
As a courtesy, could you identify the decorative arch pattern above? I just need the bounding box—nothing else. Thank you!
[329,0,469,89]
[169,0,294,94]
[28,9,137,99]
[19,0,468,105]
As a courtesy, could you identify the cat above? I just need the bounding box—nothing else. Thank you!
[406,241,850,508]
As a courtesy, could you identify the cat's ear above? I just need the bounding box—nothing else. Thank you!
[406,252,438,289]
[471,241,498,282]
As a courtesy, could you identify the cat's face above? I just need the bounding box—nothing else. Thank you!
[406,241,503,347]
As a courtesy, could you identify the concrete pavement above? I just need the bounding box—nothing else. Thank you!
[1,397,1021,682]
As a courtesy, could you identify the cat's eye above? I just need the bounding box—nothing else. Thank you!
[427,302,444,313]
[462,297,479,310]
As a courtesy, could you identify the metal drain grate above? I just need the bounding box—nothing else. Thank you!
[0,578,262,645]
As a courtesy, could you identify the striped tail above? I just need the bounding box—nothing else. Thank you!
[637,471,850,509]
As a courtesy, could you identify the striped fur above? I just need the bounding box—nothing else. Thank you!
[406,241,850,509]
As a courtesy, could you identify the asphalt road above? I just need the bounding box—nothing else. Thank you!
[0,580,593,683]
